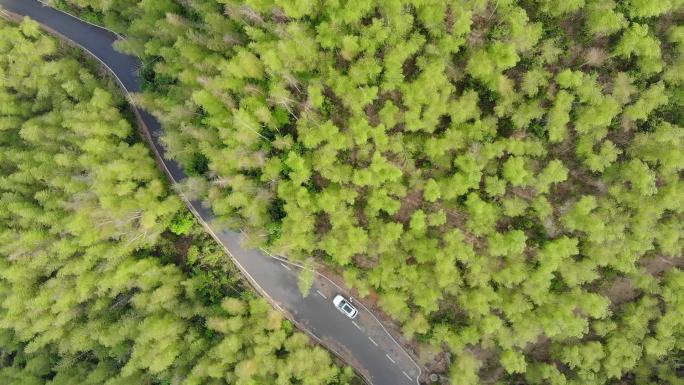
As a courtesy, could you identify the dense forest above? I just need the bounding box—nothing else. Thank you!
[0,18,355,385]
[17,0,684,384]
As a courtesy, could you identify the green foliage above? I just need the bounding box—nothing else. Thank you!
[297,268,315,297]
[614,23,663,74]
[503,156,532,187]
[449,351,481,385]
[536,0,585,17]
[423,179,441,202]
[584,0,628,37]
[624,82,669,121]
[521,67,551,96]
[0,19,351,385]
[467,42,519,87]
[53,1,684,384]
[535,159,569,194]
[626,0,676,19]
[169,210,195,235]
[501,349,527,374]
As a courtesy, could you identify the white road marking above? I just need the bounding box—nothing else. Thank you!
[386,354,396,364]
[280,262,291,271]
[257,252,423,384]
[368,336,378,346]
[316,290,327,299]
[403,371,413,381]
[352,321,362,330]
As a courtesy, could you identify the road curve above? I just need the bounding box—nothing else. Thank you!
[0,1,422,384]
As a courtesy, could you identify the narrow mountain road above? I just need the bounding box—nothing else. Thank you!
[0,1,422,384]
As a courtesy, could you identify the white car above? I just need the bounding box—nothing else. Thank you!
[333,295,358,318]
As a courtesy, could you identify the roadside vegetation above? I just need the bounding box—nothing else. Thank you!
[39,0,684,384]
[0,18,355,385]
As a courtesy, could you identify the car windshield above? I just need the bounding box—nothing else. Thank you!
[342,304,353,313]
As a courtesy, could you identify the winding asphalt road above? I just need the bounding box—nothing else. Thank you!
[0,1,422,384]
